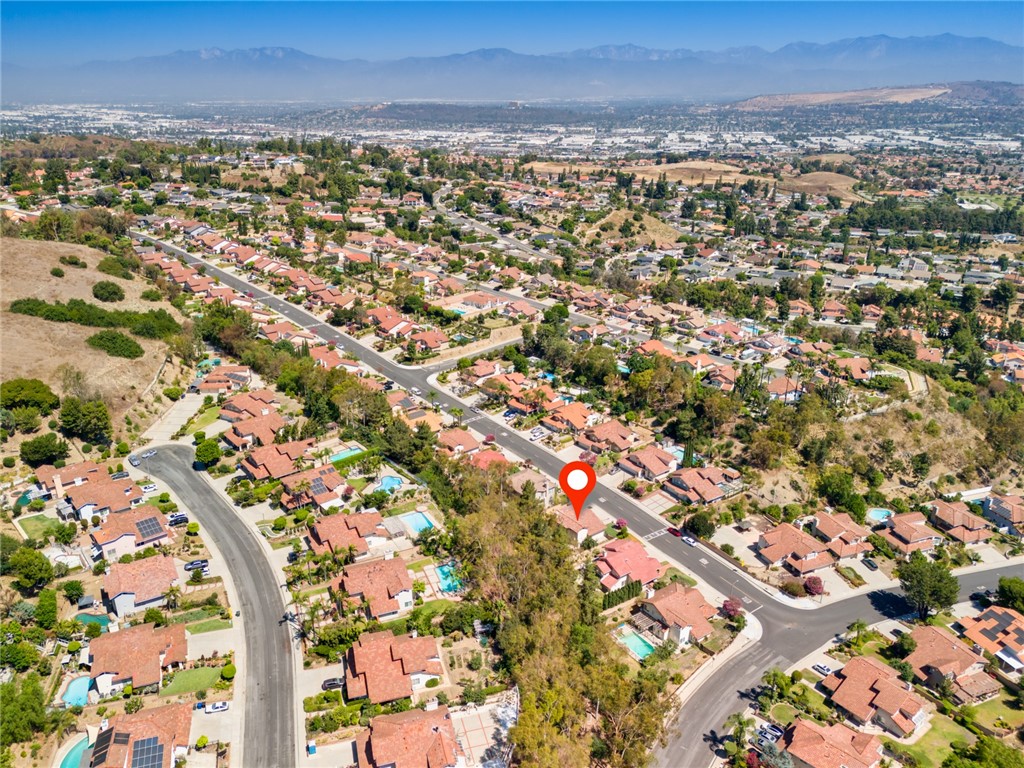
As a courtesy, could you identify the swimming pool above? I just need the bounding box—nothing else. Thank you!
[452,308,467,316]
[437,563,462,593]
[670,448,687,463]
[378,476,402,494]
[785,337,804,345]
[617,626,656,660]
[617,364,631,374]
[62,676,91,708]
[330,447,364,463]
[75,613,110,631]
[867,508,893,524]
[400,511,434,535]
[59,736,90,768]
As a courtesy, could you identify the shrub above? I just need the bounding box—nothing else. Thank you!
[97,256,135,280]
[425,678,439,688]
[804,576,824,596]
[87,330,144,359]
[67,641,82,653]
[163,387,183,401]
[194,439,222,467]
[2,457,15,468]
[220,663,236,681]
[272,517,288,532]
[722,597,743,618]
[140,289,162,301]
[1,378,60,413]
[186,523,199,536]
[721,543,735,557]
[50,267,65,278]
[35,589,57,629]
[124,697,144,714]
[195,736,209,750]
[92,281,125,302]
[781,580,807,598]
[116,442,130,457]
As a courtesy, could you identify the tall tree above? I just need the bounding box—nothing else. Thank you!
[896,552,959,621]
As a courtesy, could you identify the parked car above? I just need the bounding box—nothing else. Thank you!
[128,455,141,467]
[111,471,129,480]
[193,702,205,711]
[681,536,698,547]
[667,527,682,538]
[207,702,229,713]
[891,628,905,637]
[862,558,878,571]
[141,449,157,459]
[184,559,209,572]
[321,678,344,691]
[140,484,158,494]
[811,664,832,677]
[471,407,482,414]
[761,724,784,740]
[410,387,421,395]
[287,551,300,563]
[168,514,189,527]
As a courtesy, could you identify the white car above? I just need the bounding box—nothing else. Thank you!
[207,701,229,714]
[140,484,159,494]
[410,387,421,395]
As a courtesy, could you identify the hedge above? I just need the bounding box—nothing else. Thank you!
[9,298,180,339]
[87,330,145,359]
[602,579,642,610]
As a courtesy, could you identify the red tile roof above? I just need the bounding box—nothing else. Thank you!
[104,556,178,604]
[344,630,441,703]
[89,623,187,689]
[355,706,463,768]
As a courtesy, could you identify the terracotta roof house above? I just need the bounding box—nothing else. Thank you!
[705,365,737,393]
[436,428,480,457]
[594,539,665,591]
[218,389,279,423]
[779,719,883,768]
[810,513,872,560]
[279,465,347,512]
[308,512,389,559]
[65,478,145,521]
[756,523,835,574]
[821,299,848,320]
[344,630,442,704]
[550,504,605,546]
[958,606,1024,672]
[820,656,928,737]
[982,494,1024,538]
[903,625,999,703]
[927,499,991,545]
[617,446,678,482]
[239,439,315,481]
[638,583,716,645]
[221,412,287,451]
[636,339,684,363]
[103,556,179,618]
[830,357,874,382]
[468,449,510,471]
[507,468,554,504]
[355,706,464,768]
[663,466,742,505]
[87,623,187,697]
[86,703,193,768]
[879,512,943,558]
[89,505,174,562]
[575,419,644,454]
[332,559,414,620]
[410,330,449,353]
[767,376,805,403]
[35,460,103,499]
[462,359,509,385]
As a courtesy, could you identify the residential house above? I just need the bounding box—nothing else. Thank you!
[462,359,508,386]
[34,460,103,499]
[307,511,389,559]
[87,623,187,697]
[705,365,737,393]
[663,466,742,505]
[550,504,606,546]
[437,428,480,457]
[507,468,554,505]
[767,376,805,403]
[344,630,442,704]
[65,478,145,521]
[637,583,717,646]
[218,389,279,423]
[879,512,944,558]
[616,446,678,482]
[821,300,848,321]
[983,494,1024,538]
[468,449,509,471]
[355,706,464,768]
[332,559,414,621]
[821,656,928,737]
[221,412,287,451]
[927,500,991,545]
[903,625,1000,703]
[756,523,835,574]
[502,300,539,321]
[830,357,874,383]
[540,400,601,435]
[811,513,872,560]
[409,330,449,353]
[779,719,883,768]
[594,539,665,591]
[103,556,179,618]
[239,439,315,481]
[89,505,173,561]
[959,606,1024,673]
[575,419,644,454]
[279,465,347,512]
[85,703,193,768]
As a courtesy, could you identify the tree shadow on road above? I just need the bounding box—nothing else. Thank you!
[865,589,912,619]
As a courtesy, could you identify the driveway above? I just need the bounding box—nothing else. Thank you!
[142,394,204,442]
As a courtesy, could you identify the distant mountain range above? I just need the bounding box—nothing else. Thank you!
[2,34,1021,103]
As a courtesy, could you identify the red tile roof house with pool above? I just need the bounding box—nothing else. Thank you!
[594,539,665,591]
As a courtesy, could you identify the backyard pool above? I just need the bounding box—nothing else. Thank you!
[437,563,462,593]
[867,508,893,524]
[62,676,91,708]
[59,736,90,768]
[75,613,110,631]
[452,308,467,316]
[617,364,631,374]
[330,447,364,463]
[378,476,403,494]
[785,336,804,345]
[670,448,687,463]
[399,511,434,535]
[617,626,656,660]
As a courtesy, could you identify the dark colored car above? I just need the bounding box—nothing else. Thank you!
[321,678,344,691]
[862,558,879,571]
[184,559,209,571]
[111,471,130,480]
[128,455,142,467]
[168,514,189,527]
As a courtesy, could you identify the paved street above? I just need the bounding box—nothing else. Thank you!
[133,231,1024,766]
[143,445,295,768]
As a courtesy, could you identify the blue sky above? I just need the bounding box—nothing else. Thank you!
[2,1,1022,67]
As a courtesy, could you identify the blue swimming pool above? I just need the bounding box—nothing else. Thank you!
[62,676,91,708]
[670,448,687,463]
[331,447,364,463]
[60,736,90,768]
[379,476,402,494]
[867,508,893,524]
[452,308,467,316]
[617,364,631,374]
[75,613,110,631]
[785,336,804,345]
[400,511,434,535]
[617,626,656,660]
[437,563,462,593]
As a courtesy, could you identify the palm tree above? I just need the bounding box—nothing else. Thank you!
[847,618,868,645]
[450,407,464,426]
[724,712,754,746]
[164,585,182,611]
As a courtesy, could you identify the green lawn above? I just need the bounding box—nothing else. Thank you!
[271,536,301,551]
[662,567,697,587]
[787,682,832,721]
[161,667,222,697]
[885,715,974,768]
[347,477,370,493]
[378,599,455,635]
[408,558,432,573]
[187,618,233,634]
[770,703,797,726]
[973,690,1024,730]
[387,500,422,516]
[171,608,221,624]
[18,514,62,541]
[186,407,222,435]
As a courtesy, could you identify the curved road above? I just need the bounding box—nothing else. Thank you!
[134,230,1022,765]
[145,445,294,768]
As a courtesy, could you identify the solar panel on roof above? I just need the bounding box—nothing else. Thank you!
[130,736,164,768]
[91,729,113,765]
[113,733,131,746]
[310,478,327,495]
[135,517,163,540]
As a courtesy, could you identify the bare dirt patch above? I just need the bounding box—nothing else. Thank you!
[734,87,950,110]
[802,153,857,164]
[779,171,867,203]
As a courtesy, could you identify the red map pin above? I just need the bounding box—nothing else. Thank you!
[559,461,597,520]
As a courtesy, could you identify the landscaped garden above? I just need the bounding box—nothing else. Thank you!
[883,714,974,768]
[18,514,63,541]
[161,667,222,697]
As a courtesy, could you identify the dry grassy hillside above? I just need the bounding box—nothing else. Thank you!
[734,86,950,110]
[0,238,185,432]
[582,209,681,248]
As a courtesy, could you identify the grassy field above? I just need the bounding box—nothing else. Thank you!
[973,690,1024,730]
[188,618,233,634]
[161,667,222,697]
[886,715,974,768]
[770,703,798,726]
[663,567,698,587]
[18,514,63,541]
[187,407,223,435]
